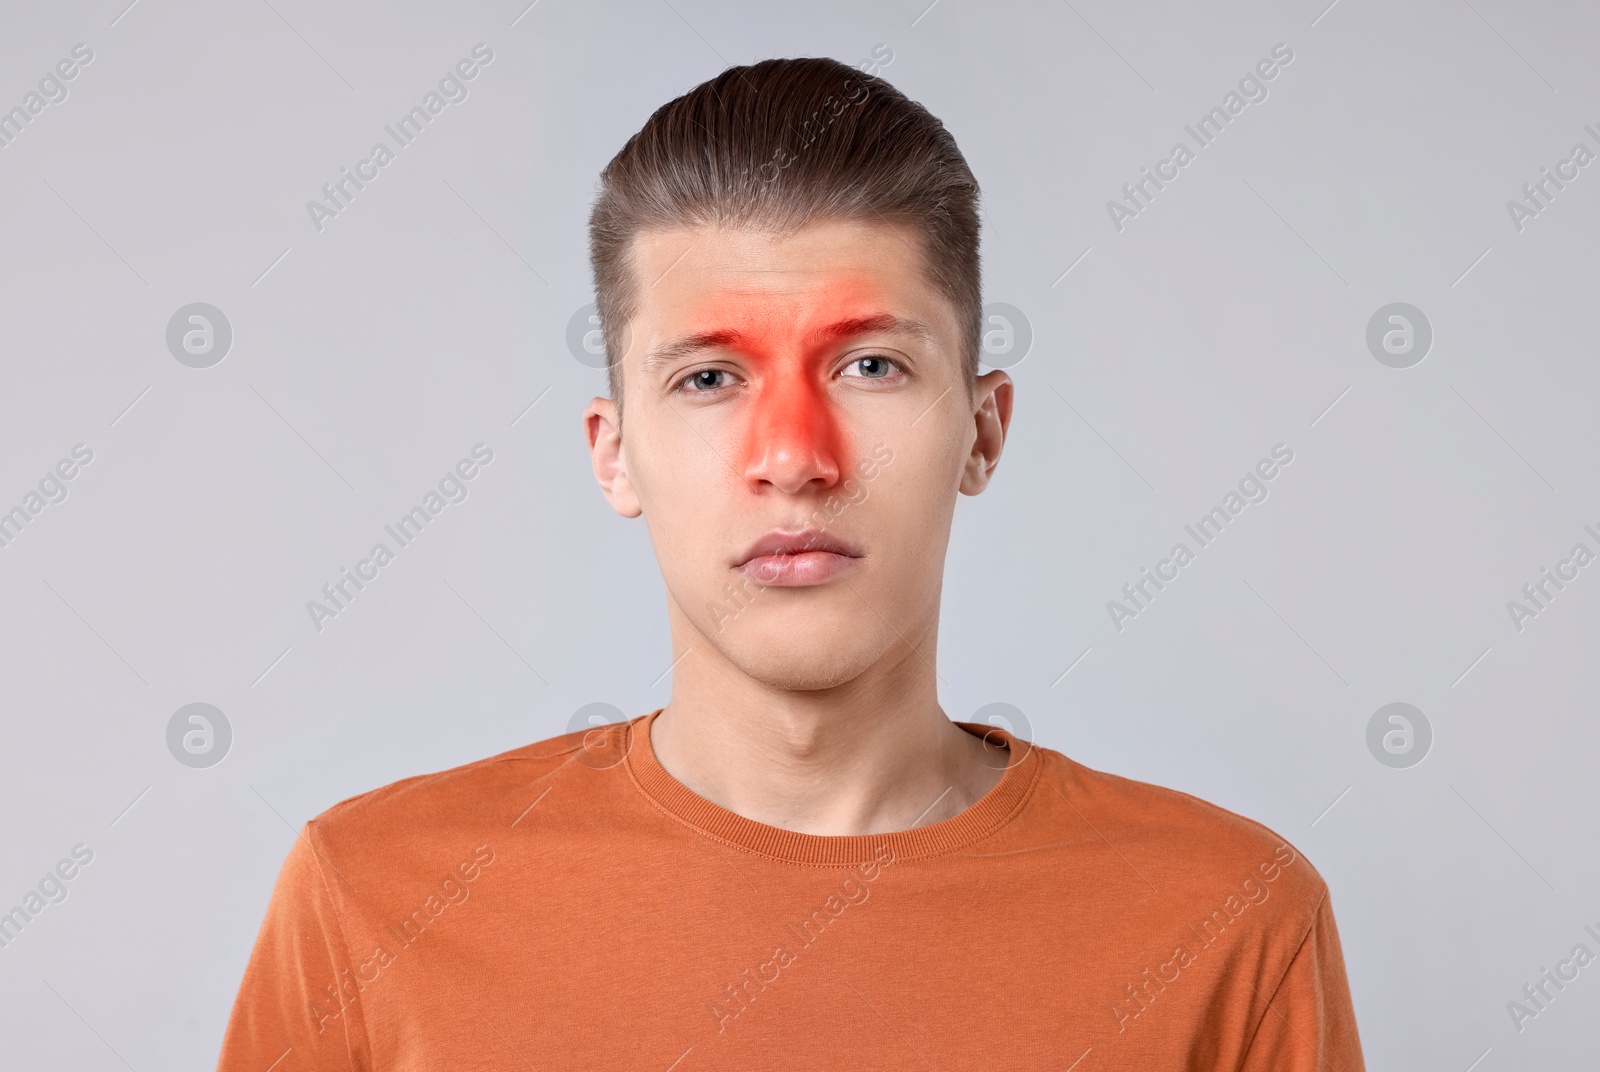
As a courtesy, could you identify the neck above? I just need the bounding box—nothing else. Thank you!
[650,610,1007,836]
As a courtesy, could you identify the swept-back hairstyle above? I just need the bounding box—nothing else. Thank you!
[587,56,982,416]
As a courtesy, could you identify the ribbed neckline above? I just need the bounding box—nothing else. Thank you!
[623,708,1042,866]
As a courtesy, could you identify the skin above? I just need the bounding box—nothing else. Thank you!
[583,218,1014,835]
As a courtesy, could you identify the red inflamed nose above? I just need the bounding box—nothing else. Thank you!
[739,356,848,492]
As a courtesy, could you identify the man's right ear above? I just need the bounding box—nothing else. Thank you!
[583,397,642,518]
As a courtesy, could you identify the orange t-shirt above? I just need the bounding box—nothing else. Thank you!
[217,712,1364,1071]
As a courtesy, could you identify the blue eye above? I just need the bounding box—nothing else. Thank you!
[681,369,729,391]
[844,356,897,379]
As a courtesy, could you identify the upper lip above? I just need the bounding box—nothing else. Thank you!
[736,528,862,566]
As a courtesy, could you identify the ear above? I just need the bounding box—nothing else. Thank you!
[583,396,642,518]
[959,370,1013,495]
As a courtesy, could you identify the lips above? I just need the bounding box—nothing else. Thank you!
[736,528,862,586]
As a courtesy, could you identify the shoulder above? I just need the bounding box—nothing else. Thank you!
[1033,744,1328,925]
[299,720,611,870]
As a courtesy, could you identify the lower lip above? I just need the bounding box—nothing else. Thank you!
[739,551,859,586]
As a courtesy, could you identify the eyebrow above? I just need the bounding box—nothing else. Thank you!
[640,313,935,376]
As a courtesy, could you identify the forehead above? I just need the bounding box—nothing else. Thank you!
[625,219,953,342]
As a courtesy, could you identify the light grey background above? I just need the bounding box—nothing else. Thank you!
[1,0,1596,1067]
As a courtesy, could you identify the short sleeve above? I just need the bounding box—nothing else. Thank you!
[1237,892,1366,1072]
[216,824,370,1072]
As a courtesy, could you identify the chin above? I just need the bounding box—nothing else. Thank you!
[717,625,889,692]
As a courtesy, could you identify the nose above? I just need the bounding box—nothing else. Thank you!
[740,369,844,494]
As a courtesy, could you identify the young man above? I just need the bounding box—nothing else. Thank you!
[218,58,1364,1070]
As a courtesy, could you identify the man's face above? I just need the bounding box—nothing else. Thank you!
[584,219,1010,691]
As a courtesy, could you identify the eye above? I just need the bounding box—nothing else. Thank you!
[676,368,733,393]
[841,355,900,380]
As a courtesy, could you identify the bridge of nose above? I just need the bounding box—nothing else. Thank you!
[738,350,849,482]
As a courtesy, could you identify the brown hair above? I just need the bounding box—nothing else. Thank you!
[587,56,982,417]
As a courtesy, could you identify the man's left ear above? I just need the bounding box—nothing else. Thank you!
[959,369,1013,495]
